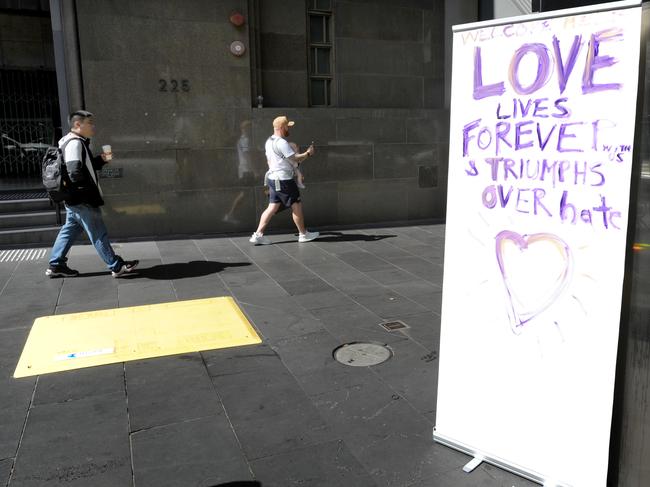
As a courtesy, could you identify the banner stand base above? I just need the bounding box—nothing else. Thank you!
[433,429,569,486]
[462,455,484,473]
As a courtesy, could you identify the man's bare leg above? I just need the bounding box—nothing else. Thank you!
[291,202,307,234]
[256,203,281,234]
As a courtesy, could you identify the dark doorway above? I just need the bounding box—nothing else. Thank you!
[532,0,615,12]
[0,1,59,189]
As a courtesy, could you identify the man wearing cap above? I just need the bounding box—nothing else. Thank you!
[249,115,319,245]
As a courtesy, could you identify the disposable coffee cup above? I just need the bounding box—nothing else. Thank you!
[102,145,113,161]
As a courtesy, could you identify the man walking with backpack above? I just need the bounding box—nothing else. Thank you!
[45,110,138,278]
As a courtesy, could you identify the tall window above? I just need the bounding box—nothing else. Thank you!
[307,0,333,106]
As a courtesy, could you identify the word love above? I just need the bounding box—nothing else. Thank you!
[474,28,623,99]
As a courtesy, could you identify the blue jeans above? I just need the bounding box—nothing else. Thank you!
[49,204,122,271]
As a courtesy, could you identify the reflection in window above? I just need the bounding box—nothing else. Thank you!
[307,1,333,106]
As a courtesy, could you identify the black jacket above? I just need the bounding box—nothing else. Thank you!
[61,135,106,207]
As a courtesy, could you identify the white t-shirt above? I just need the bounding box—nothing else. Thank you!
[265,135,295,180]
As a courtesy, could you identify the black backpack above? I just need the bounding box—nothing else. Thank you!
[41,138,79,203]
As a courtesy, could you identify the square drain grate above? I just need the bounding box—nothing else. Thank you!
[380,320,409,332]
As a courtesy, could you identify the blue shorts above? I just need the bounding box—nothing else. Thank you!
[267,178,301,210]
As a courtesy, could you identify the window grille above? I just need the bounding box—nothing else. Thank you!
[0,69,58,178]
[307,0,333,106]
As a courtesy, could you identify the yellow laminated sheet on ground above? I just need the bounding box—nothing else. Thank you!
[14,296,261,378]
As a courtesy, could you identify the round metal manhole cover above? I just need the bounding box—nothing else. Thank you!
[333,342,392,367]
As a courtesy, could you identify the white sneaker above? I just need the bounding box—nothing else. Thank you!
[298,231,319,243]
[249,232,271,245]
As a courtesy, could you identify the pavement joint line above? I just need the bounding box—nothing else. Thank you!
[8,375,39,485]
[128,413,224,436]
[123,363,136,486]
[0,258,20,296]
[198,350,255,478]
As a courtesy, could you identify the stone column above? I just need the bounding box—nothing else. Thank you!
[50,0,84,132]
[443,0,478,109]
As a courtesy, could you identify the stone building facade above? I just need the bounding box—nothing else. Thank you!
[54,0,453,239]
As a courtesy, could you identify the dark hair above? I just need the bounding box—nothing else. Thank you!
[68,110,94,126]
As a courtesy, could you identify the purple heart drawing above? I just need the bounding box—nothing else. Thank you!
[495,230,572,334]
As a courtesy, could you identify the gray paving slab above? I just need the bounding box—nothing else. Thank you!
[0,330,35,464]
[389,255,444,284]
[307,302,408,345]
[426,463,540,487]
[55,276,118,307]
[226,281,292,306]
[54,297,121,315]
[33,364,125,406]
[335,250,395,272]
[250,439,378,487]
[371,338,438,420]
[10,392,131,487]
[1,224,540,487]
[0,260,18,276]
[389,283,442,313]
[0,407,26,460]
[218,267,273,287]
[313,238,361,255]
[397,311,441,351]
[126,354,223,432]
[363,266,422,285]
[348,237,413,260]
[194,238,255,263]
[310,380,460,487]
[292,289,357,311]
[0,458,12,483]
[117,278,176,307]
[0,274,61,330]
[274,240,342,266]
[234,293,309,316]
[0,327,34,402]
[206,345,335,460]
[347,285,431,319]
[238,302,325,341]
[277,276,336,296]
[251,259,314,282]
[131,415,252,487]
[304,262,378,291]
[202,343,280,377]
[171,275,230,300]
[271,330,381,396]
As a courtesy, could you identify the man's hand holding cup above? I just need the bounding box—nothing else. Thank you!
[101,144,113,162]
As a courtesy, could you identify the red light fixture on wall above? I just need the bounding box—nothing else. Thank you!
[230,11,245,27]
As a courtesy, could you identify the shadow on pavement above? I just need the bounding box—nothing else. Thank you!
[127,261,251,280]
[274,231,396,244]
[208,482,262,487]
[77,261,251,280]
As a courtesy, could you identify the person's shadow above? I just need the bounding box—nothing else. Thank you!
[126,261,251,280]
[78,261,251,279]
[206,482,262,487]
[274,231,396,244]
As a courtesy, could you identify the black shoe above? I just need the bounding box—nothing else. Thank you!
[112,259,139,278]
[45,264,79,278]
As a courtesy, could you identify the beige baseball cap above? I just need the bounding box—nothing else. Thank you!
[272,115,295,129]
